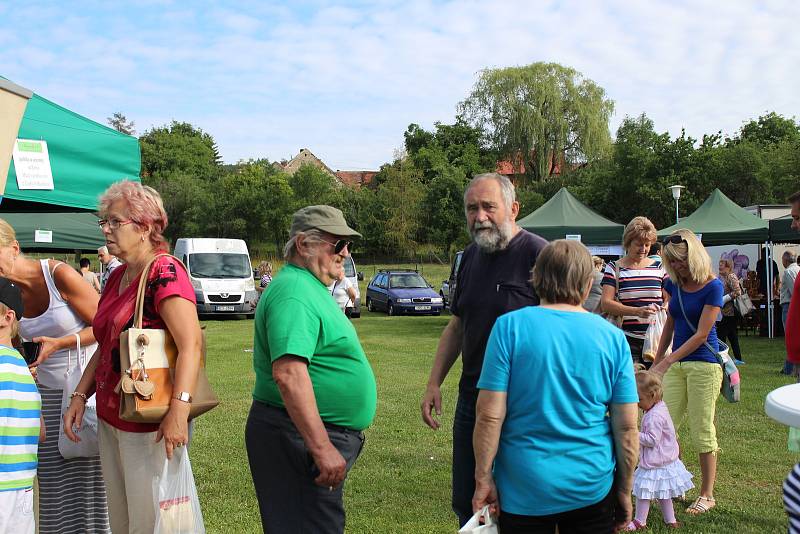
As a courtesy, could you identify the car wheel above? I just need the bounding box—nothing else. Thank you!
[367,298,374,312]
[388,302,395,316]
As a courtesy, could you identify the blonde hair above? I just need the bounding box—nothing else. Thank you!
[0,218,17,248]
[0,303,19,339]
[636,369,663,404]
[257,261,273,276]
[98,180,169,251]
[662,229,714,286]
[531,240,593,306]
[719,258,734,271]
[622,216,657,252]
[592,256,604,271]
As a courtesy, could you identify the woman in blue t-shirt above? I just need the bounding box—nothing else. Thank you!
[651,229,724,517]
[472,240,640,533]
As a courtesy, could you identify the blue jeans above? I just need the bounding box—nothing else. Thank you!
[452,390,479,527]
[784,304,794,375]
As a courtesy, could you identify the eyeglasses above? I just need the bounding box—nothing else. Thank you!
[97,218,134,230]
[663,235,687,246]
[319,238,353,254]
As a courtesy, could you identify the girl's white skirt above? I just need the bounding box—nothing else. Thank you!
[632,458,694,500]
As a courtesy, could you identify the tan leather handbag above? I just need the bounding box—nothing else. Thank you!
[116,254,219,423]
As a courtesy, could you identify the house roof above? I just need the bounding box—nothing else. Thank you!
[335,170,377,187]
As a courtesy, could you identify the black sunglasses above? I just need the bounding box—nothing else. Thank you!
[320,238,353,254]
[663,235,687,245]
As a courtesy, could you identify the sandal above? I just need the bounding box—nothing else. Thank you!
[665,520,682,529]
[686,495,715,515]
[626,518,647,531]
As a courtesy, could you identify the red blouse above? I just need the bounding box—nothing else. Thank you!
[93,255,196,432]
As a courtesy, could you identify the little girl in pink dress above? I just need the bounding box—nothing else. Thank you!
[628,370,694,530]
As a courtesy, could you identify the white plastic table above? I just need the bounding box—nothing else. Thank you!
[765,383,800,427]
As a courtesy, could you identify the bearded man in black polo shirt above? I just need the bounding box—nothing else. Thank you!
[421,172,548,527]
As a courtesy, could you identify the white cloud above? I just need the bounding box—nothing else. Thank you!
[1,0,799,169]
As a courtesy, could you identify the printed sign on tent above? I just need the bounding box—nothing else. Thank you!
[566,234,582,241]
[12,139,54,190]
[34,230,53,243]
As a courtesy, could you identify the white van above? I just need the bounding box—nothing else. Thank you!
[173,238,258,317]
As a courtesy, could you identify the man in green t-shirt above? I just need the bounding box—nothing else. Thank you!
[245,205,376,534]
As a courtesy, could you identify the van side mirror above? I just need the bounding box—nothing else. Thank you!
[357,272,364,281]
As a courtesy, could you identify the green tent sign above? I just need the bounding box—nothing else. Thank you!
[12,138,53,190]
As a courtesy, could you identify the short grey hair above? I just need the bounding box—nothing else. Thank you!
[283,229,325,260]
[784,250,797,263]
[464,173,516,211]
[97,246,109,254]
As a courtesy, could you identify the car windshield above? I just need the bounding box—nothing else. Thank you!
[389,273,428,289]
[189,253,251,279]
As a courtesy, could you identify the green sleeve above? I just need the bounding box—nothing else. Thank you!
[266,297,321,363]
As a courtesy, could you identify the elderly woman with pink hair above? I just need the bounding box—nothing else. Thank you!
[63,180,204,533]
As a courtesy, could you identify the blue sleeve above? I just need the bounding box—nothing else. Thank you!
[477,316,512,392]
[706,279,724,307]
[664,278,674,296]
[610,331,639,404]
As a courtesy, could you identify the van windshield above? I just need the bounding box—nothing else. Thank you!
[188,253,251,279]
[344,257,356,277]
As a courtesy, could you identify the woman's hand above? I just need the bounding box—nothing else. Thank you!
[156,401,191,459]
[650,358,670,377]
[472,476,499,516]
[62,397,86,442]
[635,304,659,319]
[30,336,65,367]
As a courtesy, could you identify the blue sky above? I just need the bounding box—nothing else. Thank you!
[1,1,798,170]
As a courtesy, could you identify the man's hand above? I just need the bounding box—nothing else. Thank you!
[421,384,443,429]
[614,488,633,532]
[472,476,499,516]
[311,441,347,488]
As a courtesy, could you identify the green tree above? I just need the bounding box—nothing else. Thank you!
[458,62,614,183]
[107,112,135,135]
[139,121,222,182]
[734,112,800,147]
[288,164,342,208]
[376,160,425,255]
[420,166,469,253]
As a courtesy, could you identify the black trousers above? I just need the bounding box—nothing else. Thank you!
[717,314,742,360]
[245,401,365,534]
[499,488,616,534]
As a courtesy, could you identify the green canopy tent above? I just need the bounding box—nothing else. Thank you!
[1,86,140,210]
[770,214,799,243]
[0,77,140,250]
[657,189,769,245]
[0,211,104,251]
[518,187,624,246]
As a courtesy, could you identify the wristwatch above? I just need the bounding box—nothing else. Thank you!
[173,391,193,403]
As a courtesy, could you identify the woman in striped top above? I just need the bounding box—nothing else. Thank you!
[601,217,669,365]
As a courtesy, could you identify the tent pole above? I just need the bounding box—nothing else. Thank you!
[767,242,774,339]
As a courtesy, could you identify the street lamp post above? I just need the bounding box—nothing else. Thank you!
[669,185,685,224]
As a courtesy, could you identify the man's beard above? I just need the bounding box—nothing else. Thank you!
[470,219,514,253]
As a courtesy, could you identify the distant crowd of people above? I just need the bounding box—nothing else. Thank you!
[1,174,799,533]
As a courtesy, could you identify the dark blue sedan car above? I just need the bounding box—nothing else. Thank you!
[365,270,444,316]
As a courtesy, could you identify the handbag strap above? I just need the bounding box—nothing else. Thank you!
[675,286,724,366]
[131,254,189,329]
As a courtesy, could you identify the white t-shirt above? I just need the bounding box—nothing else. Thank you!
[329,277,355,312]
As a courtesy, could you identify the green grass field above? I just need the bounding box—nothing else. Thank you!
[193,273,799,533]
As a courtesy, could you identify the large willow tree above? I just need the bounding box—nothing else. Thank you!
[458,62,614,183]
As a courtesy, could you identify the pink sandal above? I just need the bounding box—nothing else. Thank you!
[626,518,647,531]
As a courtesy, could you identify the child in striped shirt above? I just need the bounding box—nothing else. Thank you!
[0,278,43,534]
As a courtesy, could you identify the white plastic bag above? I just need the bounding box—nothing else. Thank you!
[458,506,498,533]
[58,334,99,458]
[643,309,669,362]
[153,447,206,534]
